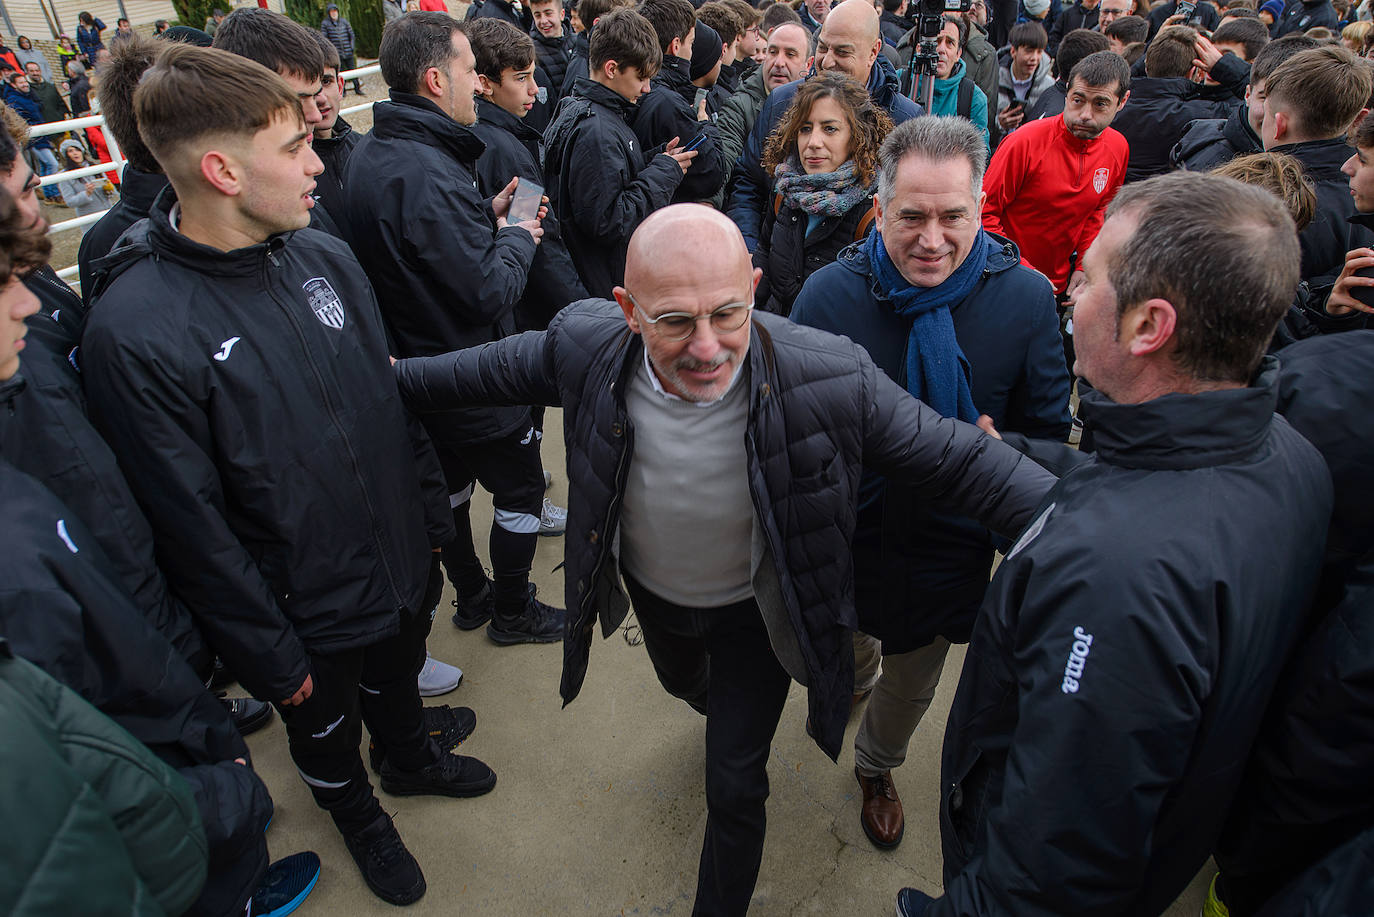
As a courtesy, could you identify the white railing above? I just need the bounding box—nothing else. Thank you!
[36,63,382,288]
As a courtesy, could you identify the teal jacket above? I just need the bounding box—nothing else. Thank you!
[0,638,207,915]
[913,60,991,151]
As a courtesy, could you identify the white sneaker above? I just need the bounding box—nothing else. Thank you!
[418,654,463,697]
[539,497,567,536]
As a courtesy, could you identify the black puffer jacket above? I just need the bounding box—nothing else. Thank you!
[1212,331,1374,915]
[312,115,360,224]
[753,192,874,315]
[543,79,685,296]
[630,56,728,203]
[0,458,271,917]
[394,300,1055,758]
[471,0,533,29]
[1276,138,1374,283]
[531,28,570,101]
[342,92,536,443]
[1047,0,1098,55]
[8,270,209,678]
[1171,107,1261,172]
[76,166,170,307]
[930,364,1332,917]
[81,189,450,703]
[471,98,589,331]
[1254,822,1374,916]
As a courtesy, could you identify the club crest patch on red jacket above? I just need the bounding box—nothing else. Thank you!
[1093,168,1110,194]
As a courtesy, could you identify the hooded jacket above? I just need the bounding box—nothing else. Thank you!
[77,167,171,306]
[929,364,1332,917]
[1111,53,1248,182]
[311,114,360,227]
[982,114,1128,293]
[1047,0,1099,54]
[993,47,1055,143]
[394,300,1055,758]
[729,58,924,250]
[0,459,272,917]
[342,91,536,443]
[1276,137,1374,283]
[1212,331,1374,914]
[81,190,450,703]
[912,59,991,149]
[631,55,729,203]
[0,637,207,917]
[1170,106,1262,172]
[542,78,685,296]
[960,23,1000,138]
[713,66,769,209]
[792,236,1070,651]
[320,7,355,58]
[471,97,589,330]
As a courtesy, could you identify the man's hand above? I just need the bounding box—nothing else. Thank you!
[281,673,314,707]
[1065,270,1086,304]
[491,175,520,221]
[997,103,1024,133]
[1192,34,1224,76]
[662,136,699,174]
[1326,247,1374,315]
[976,414,1003,440]
[697,97,709,122]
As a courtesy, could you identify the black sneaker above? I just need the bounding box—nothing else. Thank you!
[379,751,497,799]
[342,812,427,906]
[487,586,565,645]
[220,694,273,736]
[368,705,478,773]
[451,580,494,630]
[250,851,321,917]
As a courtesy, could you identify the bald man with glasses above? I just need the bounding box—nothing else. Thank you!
[393,203,1054,915]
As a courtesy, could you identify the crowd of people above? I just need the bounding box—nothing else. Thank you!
[0,0,1372,914]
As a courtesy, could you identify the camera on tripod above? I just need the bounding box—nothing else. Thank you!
[901,0,973,102]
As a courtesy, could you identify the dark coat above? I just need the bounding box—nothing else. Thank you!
[792,236,1071,652]
[0,459,272,917]
[1274,0,1339,36]
[1146,0,1220,37]
[881,10,914,46]
[1023,79,1065,122]
[28,78,68,124]
[542,78,685,296]
[929,364,1331,917]
[531,28,571,101]
[630,56,728,203]
[77,167,170,306]
[561,29,589,97]
[81,190,450,704]
[1254,823,1374,917]
[312,115,360,224]
[1212,331,1374,914]
[752,194,875,316]
[1111,54,1248,183]
[320,11,356,57]
[713,66,769,208]
[728,58,924,250]
[394,300,1056,759]
[1276,138,1374,283]
[1047,0,1099,55]
[1170,106,1261,172]
[471,98,589,330]
[8,267,209,677]
[472,0,533,29]
[341,92,536,442]
[2,85,51,149]
[76,19,106,59]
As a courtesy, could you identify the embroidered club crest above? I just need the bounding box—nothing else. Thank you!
[1093,168,1109,194]
[303,277,345,329]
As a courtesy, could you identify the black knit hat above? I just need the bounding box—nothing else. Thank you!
[689,21,722,81]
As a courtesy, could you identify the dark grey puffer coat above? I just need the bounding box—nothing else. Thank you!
[394,301,1055,757]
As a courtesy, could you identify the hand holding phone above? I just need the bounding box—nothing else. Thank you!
[508,177,545,224]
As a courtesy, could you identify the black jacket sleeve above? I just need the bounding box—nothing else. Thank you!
[560,118,684,246]
[80,322,311,702]
[393,325,566,413]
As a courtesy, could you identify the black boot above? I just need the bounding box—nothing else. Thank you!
[342,811,427,906]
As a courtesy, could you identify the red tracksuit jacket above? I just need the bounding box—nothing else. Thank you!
[982,116,1128,294]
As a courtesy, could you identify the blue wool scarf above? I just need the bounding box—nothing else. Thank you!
[864,227,996,421]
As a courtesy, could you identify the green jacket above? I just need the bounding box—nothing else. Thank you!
[0,638,207,916]
[713,67,770,209]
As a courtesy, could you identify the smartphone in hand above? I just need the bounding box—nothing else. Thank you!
[508,178,544,224]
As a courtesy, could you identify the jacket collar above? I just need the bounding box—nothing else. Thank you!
[115,166,170,219]
[531,28,566,50]
[1273,136,1354,180]
[1079,357,1281,470]
[1052,114,1104,154]
[572,77,639,120]
[653,55,694,103]
[835,230,1024,299]
[1223,105,1261,152]
[1128,75,1200,100]
[313,114,354,150]
[372,90,486,164]
[121,186,294,278]
[475,97,541,143]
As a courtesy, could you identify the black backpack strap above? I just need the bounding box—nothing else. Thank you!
[957,77,975,120]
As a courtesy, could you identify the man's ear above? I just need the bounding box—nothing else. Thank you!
[1271,109,1290,143]
[422,63,446,97]
[476,73,496,97]
[668,36,684,58]
[1122,298,1178,358]
[199,148,242,197]
[613,286,641,333]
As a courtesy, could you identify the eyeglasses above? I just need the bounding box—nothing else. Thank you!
[628,293,754,342]
[746,25,762,36]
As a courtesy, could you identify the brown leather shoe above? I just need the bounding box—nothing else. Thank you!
[856,767,904,849]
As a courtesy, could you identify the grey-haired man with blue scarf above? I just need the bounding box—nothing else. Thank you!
[791,115,1071,851]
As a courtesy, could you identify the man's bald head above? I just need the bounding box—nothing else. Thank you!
[816,0,882,83]
[625,204,752,294]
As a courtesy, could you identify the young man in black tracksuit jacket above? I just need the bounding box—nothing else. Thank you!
[311,33,361,221]
[343,14,567,645]
[895,173,1332,917]
[543,7,694,296]
[631,0,728,203]
[80,45,487,907]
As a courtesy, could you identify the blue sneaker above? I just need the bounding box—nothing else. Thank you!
[250,851,321,917]
[895,886,936,917]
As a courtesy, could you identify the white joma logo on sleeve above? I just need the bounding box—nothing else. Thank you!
[1061,626,1094,694]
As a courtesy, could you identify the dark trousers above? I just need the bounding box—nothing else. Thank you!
[624,576,793,917]
[275,559,443,834]
[435,421,546,608]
